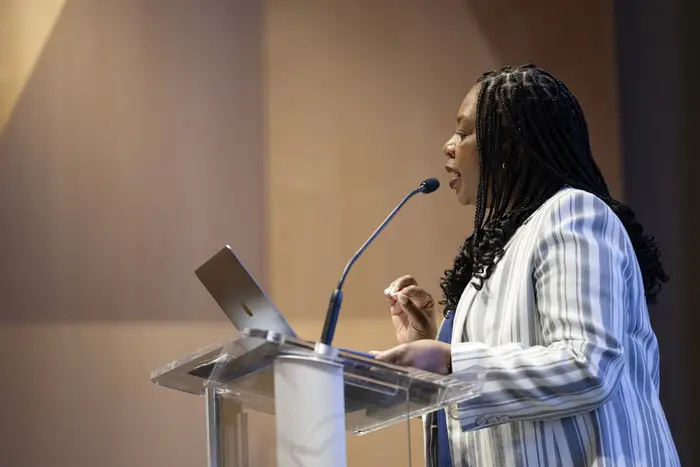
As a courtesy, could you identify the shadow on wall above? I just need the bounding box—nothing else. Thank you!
[0,0,265,323]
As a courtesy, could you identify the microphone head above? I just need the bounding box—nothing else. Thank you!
[419,178,440,194]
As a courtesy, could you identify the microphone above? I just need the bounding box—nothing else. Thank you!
[319,178,440,345]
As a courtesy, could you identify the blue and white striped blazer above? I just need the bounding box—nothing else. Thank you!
[425,187,680,466]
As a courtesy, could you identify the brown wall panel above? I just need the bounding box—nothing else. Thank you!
[0,1,265,466]
[0,0,265,323]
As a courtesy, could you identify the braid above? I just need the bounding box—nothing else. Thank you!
[439,64,668,315]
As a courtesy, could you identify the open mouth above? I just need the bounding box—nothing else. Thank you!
[445,166,461,189]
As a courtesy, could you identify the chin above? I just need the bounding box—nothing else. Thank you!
[456,195,472,206]
[455,185,474,206]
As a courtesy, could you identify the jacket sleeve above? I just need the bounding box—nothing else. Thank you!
[451,191,629,431]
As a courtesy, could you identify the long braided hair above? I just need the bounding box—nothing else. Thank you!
[439,64,668,316]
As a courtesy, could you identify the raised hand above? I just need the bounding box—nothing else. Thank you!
[384,275,437,344]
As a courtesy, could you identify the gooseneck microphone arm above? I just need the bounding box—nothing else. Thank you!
[319,178,440,346]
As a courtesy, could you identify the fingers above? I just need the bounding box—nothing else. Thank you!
[384,275,418,299]
[395,293,433,330]
[400,285,434,308]
[372,344,407,365]
[373,341,450,373]
[397,285,435,317]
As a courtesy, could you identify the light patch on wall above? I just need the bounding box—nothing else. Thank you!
[0,0,67,131]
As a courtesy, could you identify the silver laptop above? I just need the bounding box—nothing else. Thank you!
[194,245,297,337]
[195,245,376,360]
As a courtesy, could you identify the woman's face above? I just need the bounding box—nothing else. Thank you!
[442,84,481,206]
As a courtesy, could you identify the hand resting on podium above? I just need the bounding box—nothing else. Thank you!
[370,340,451,374]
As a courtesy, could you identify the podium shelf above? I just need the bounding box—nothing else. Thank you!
[151,328,483,435]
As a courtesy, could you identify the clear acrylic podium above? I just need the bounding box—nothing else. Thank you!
[150,328,484,467]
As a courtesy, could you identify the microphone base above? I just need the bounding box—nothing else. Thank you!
[320,289,343,345]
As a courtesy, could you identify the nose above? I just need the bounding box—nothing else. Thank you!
[442,135,456,158]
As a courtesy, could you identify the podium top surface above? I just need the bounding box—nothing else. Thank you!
[151,328,483,434]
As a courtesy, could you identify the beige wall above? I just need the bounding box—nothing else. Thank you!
[0,1,264,466]
[0,1,619,466]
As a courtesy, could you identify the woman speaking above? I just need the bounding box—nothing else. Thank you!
[373,65,679,466]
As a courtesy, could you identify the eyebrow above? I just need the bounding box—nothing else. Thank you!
[457,115,464,126]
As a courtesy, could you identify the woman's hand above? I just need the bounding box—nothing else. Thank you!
[384,275,437,344]
[371,340,452,374]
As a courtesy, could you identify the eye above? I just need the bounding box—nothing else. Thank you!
[455,130,468,140]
